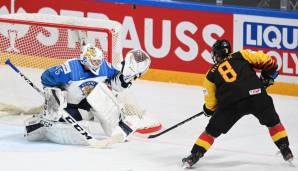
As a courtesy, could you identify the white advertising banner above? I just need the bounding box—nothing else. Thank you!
[234,14,298,84]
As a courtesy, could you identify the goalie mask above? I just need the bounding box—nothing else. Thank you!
[121,49,151,82]
[80,44,104,75]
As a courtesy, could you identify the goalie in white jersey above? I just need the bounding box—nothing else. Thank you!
[24,44,156,145]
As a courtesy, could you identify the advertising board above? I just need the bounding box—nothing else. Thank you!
[0,0,297,95]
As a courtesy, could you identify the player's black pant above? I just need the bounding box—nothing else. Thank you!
[206,93,281,138]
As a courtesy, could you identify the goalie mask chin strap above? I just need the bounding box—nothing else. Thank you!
[51,89,60,105]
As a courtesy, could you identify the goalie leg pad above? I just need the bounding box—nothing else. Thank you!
[44,121,92,145]
[25,114,106,145]
[43,87,67,121]
[24,115,51,141]
[116,89,162,134]
[87,82,121,136]
[25,127,46,141]
[44,120,105,145]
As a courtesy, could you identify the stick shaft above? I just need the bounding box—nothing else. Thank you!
[5,59,44,95]
[148,111,204,138]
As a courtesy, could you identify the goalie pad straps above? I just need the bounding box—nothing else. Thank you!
[110,73,132,92]
[24,115,52,141]
[25,116,45,135]
[119,120,133,136]
[44,120,94,145]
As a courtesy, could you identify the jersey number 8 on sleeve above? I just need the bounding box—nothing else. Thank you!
[218,61,237,82]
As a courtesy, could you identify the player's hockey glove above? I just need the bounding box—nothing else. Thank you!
[260,70,279,88]
[203,104,214,117]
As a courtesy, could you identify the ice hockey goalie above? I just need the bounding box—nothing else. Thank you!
[24,45,161,145]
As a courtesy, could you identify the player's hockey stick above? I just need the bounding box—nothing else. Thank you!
[139,111,204,139]
[5,59,120,148]
[148,111,204,138]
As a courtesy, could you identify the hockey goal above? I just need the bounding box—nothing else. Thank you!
[0,13,161,134]
[0,13,123,69]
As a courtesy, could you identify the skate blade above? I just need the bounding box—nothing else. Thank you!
[275,150,295,167]
[181,161,192,169]
[287,159,295,167]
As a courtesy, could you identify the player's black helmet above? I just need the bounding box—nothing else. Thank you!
[211,39,231,63]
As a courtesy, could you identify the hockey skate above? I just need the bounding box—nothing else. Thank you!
[24,114,54,141]
[280,145,294,162]
[182,152,203,169]
[117,119,135,142]
[25,114,53,133]
[274,144,295,167]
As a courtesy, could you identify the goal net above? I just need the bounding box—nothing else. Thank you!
[0,13,161,134]
[0,13,123,69]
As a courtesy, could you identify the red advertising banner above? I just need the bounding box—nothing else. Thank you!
[1,0,233,74]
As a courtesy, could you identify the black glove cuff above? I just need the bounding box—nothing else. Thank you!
[261,70,279,79]
[203,104,214,117]
[119,74,132,88]
[260,70,278,88]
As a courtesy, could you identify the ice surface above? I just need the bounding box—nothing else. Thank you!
[0,66,297,171]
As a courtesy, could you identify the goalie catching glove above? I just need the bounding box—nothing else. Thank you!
[110,49,151,92]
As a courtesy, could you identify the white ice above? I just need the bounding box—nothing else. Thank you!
[0,65,297,171]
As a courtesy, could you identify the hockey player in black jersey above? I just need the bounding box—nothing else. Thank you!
[182,39,294,168]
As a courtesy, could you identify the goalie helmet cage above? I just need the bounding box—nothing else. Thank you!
[0,13,123,69]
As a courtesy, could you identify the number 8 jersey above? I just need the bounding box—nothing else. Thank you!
[203,49,278,111]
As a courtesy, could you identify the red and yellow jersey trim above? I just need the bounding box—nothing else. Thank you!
[195,132,214,151]
[269,123,288,142]
[239,50,277,70]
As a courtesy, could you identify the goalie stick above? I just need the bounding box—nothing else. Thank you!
[5,59,121,148]
[137,111,204,139]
